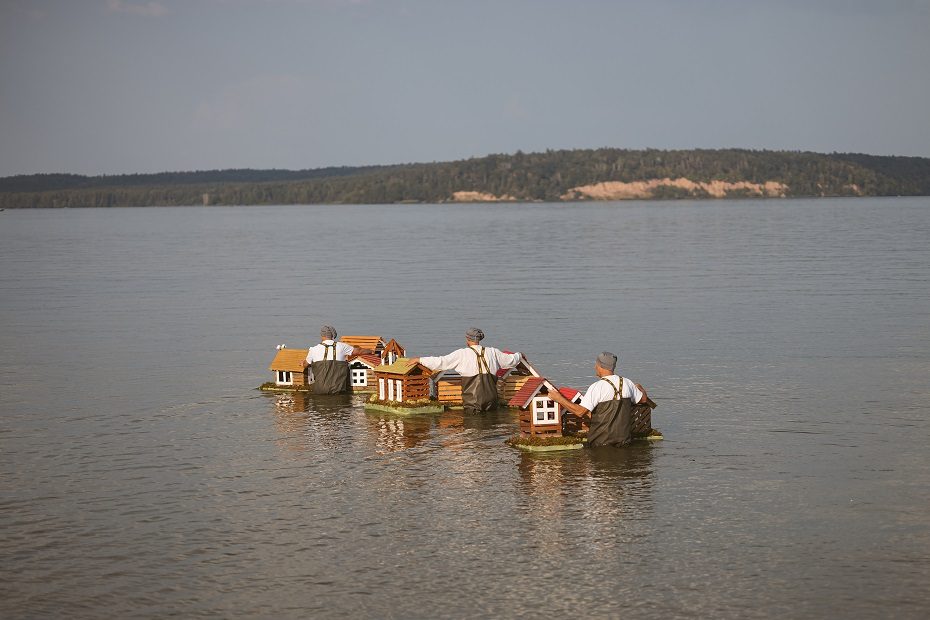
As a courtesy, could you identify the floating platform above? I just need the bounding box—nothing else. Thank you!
[258,383,311,393]
[507,429,664,452]
[364,402,445,415]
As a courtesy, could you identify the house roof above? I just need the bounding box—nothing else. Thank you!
[382,338,405,355]
[348,354,381,369]
[558,387,582,402]
[375,358,433,377]
[497,352,542,379]
[269,348,308,372]
[341,335,385,350]
[508,376,558,409]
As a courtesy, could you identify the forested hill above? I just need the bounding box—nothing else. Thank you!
[2,148,930,208]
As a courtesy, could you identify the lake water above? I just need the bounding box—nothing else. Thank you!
[1,199,929,618]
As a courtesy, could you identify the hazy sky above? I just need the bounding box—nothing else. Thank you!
[1,0,929,176]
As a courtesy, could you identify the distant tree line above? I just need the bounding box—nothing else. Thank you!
[2,148,929,208]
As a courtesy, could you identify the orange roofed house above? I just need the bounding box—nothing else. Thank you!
[268,348,310,388]
[340,335,387,355]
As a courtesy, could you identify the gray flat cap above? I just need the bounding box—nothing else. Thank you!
[465,327,485,342]
[596,351,617,372]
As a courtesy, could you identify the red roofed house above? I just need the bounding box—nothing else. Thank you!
[348,353,382,392]
[509,376,563,437]
[268,348,310,388]
[558,387,588,433]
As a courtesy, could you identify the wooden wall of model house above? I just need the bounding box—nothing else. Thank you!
[436,378,463,404]
[498,374,532,403]
[376,374,431,402]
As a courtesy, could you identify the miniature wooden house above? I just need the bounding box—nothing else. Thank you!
[374,358,434,403]
[268,348,310,387]
[348,353,382,392]
[340,335,387,355]
[497,355,542,404]
[509,377,563,437]
[431,369,463,405]
[381,339,405,365]
[558,387,588,434]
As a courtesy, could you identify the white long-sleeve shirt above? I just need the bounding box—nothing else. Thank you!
[579,375,644,412]
[419,346,522,378]
[305,340,355,363]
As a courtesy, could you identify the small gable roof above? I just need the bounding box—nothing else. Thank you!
[341,335,385,350]
[508,376,558,409]
[269,348,308,372]
[375,358,433,377]
[348,353,381,369]
[383,339,405,355]
[558,387,582,403]
[497,353,542,379]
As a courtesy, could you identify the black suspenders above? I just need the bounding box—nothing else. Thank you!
[470,346,492,375]
[599,376,623,400]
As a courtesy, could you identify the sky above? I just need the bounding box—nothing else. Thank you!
[1,0,929,176]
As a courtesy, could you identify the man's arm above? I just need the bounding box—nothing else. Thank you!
[410,351,460,371]
[548,389,591,417]
[633,382,656,408]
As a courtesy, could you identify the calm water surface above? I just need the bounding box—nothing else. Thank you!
[1,199,929,618]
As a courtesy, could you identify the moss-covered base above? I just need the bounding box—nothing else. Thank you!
[506,435,586,452]
[364,402,445,415]
[513,441,586,452]
[258,382,311,393]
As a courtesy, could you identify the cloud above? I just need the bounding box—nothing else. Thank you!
[106,0,169,17]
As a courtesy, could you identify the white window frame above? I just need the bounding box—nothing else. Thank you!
[395,380,403,402]
[350,364,368,386]
[276,370,293,386]
[378,378,386,400]
[533,396,559,424]
[388,378,395,401]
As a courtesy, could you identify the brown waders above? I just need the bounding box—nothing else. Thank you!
[460,346,498,414]
[310,342,350,394]
[587,376,633,448]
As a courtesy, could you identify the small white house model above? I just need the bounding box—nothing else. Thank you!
[509,377,563,436]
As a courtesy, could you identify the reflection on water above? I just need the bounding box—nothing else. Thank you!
[518,445,656,526]
[364,411,435,454]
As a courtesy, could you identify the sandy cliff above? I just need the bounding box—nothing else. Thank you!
[562,178,789,200]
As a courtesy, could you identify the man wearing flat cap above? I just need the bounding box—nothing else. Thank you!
[548,351,651,447]
[412,328,523,413]
[305,325,375,394]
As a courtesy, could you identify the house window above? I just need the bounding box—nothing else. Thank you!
[276,370,293,385]
[350,366,368,386]
[533,396,558,423]
[388,379,395,401]
[395,380,403,402]
[378,378,386,400]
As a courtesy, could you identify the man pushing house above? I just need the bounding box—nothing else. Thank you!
[412,327,524,414]
[548,351,651,447]
[305,325,376,394]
